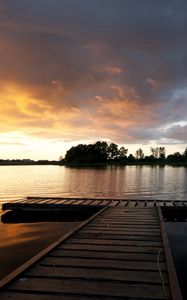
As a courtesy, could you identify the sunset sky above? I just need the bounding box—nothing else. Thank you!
[0,0,187,160]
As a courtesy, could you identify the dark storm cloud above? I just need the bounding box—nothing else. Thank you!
[0,0,187,144]
[164,125,187,143]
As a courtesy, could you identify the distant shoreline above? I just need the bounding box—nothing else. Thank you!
[0,161,187,167]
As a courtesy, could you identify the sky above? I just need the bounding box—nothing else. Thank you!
[0,0,187,160]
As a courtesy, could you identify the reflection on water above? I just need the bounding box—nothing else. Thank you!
[0,214,80,280]
[166,222,187,300]
[0,165,187,203]
[0,165,187,281]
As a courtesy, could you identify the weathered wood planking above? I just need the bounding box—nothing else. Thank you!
[6,278,171,299]
[0,206,182,300]
[2,196,187,212]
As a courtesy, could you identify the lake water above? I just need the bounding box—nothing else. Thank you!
[0,165,187,204]
[0,165,187,290]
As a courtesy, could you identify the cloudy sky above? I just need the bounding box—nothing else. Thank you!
[0,0,187,159]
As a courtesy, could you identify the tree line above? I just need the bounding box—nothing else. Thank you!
[61,141,187,165]
[0,159,59,165]
[1,142,187,165]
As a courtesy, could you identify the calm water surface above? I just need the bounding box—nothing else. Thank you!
[166,222,187,299]
[0,165,187,283]
[0,165,187,203]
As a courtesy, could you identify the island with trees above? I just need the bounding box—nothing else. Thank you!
[59,141,187,166]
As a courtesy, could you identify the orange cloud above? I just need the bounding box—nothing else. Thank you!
[0,79,158,145]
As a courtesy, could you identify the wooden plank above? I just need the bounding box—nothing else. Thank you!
[79,229,161,237]
[164,202,173,207]
[49,249,165,262]
[89,220,160,226]
[10,198,27,203]
[80,224,160,230]
[26,264,168,284]
[45,199,60,204]
[14,198,41,204]
[75,233,161,242]
[103,217,158,220]
[107,209,158,214]
[106,211,158,215]
[85,227,161,233]
[7,277,171,299]
[98,200,111,206]
[77,230,161,238]
[173,201,182,207]
[105,215,158,219]
[63,199,78,205]
[117,200,128,206]
[97,213,158,218]
[158,207,183,300]
[41,256,167,271]
[59,242,163,252]
[94,215,159,220]
[0,206,108,289]
[99,217,159,221]
[75,199,88,204]
[34,199,53,204]
[147,201,156,207]
[80,199,95,205]
[86,224,161,230]
[63,236,162,247]
[0,293,104,300]
[126,201,136,207]
[103,210,158,214]
[87,223,160,233]
[93,220,160,226]
[56,199,72,204]
[77,227,160,235]
[109,200,120,207]
[89,200,104,206]
[98,208,157,213]
[76,233,161,241]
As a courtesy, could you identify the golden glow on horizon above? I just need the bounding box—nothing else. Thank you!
[0,82,185,160]
[0,1,187,160]
[0,130,185,161]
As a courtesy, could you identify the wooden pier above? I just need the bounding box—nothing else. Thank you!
[2,196,187,212]
[0,205,182,299]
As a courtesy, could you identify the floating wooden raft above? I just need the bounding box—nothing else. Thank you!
[2,196,187,212]
[0,206,182,300]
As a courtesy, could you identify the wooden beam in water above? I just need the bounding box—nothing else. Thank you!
[158,207,183,300]
[0,206,108,289]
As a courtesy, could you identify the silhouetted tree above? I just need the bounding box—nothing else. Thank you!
[183,147,187,158]
[151,147,159,159]
[92,141,108,162]
[150,147,166,160]
[107,143,119,160]
[127,154,135,162]
[166,152,183,163]
[136,148,144,159]
[118,147,128,160]
[158,147,166,160]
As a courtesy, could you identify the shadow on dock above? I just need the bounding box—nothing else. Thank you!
[1,205,102,223]
[162,206,187,222]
